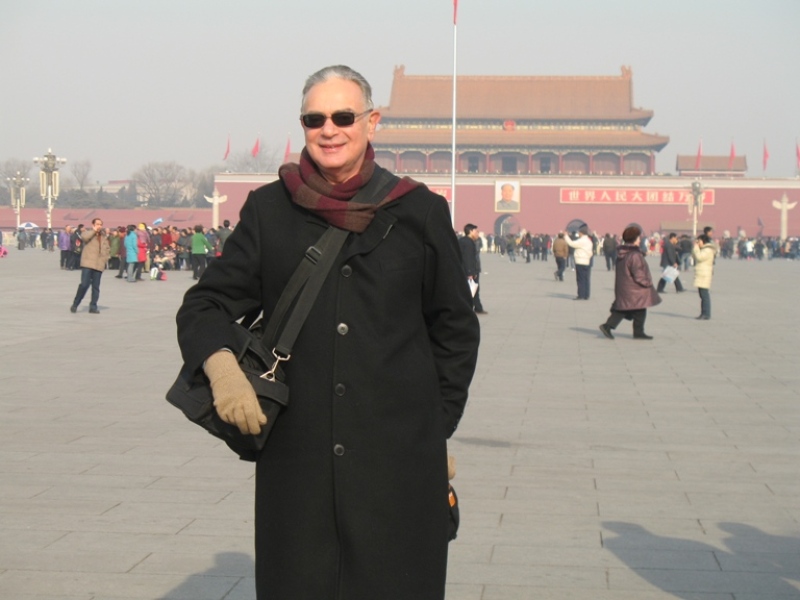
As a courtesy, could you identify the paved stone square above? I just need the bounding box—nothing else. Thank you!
[0,245,798,599]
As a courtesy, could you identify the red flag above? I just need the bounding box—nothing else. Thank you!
[283,134,291,164]
[762,140,769,172]
[694,139,703,170]
[251,137,261,158]
[728,141,736,170]
[796,139,800,171]
[453,0,458,24]
[222,135,230,161]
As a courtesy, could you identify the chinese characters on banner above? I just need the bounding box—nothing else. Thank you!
[560,188,715,205]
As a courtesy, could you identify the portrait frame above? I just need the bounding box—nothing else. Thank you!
[494,180,521,213]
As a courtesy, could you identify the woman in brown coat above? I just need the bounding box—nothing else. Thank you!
[599,226,661,340]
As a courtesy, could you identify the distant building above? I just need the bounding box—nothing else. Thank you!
[372,65,669,176]
[676,155,748,178]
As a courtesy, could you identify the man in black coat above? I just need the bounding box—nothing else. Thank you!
[458,223,486,314]
[656,232,685,292]
[175,65,480,600]
[602,233,618,271]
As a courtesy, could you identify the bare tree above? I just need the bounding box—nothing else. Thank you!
[69,159,92,191]
[225,146,280,174]
[132,161,187,206]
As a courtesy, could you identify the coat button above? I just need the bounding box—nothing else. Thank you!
[341,264,352,277]
[333,444,345,456]
[334,383,346,396]
[336,323,349,335]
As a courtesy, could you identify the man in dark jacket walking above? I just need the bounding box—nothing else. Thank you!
[459,223,486,314]
[602,233,618,271]
[656,232,685,293]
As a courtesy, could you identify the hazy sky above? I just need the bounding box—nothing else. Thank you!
[2,0,799,183]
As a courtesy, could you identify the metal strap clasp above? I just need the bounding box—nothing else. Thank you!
[261,349,290,381]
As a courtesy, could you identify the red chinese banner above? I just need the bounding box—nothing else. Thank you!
[560,188,715,205]
[430,186,452,201]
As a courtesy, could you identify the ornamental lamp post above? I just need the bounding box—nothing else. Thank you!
[689,178,704,238]
[6,171,30,231]
[33,148,66,229]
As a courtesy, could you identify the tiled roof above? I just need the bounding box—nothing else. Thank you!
[377,65,654,122]
[373,127,669,151]
[676,155,748,171]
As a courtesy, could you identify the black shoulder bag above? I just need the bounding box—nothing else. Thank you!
[166,167,399,461]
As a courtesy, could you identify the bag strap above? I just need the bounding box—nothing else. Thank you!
[257,166,400,377]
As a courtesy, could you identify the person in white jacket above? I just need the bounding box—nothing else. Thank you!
[563,225,594,300]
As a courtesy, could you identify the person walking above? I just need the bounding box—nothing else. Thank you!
[190,224,213,280]
[70,218,110,314]
[552,232,569,281]
[656,233,685,293]
[563,226,593,299]
[602,233,618,271]
[58,226,72,269]
[175,65,479,600]
[459,223,487,314]
[599,226,660,340]
[124,225,139,282]
[693,233,715,320]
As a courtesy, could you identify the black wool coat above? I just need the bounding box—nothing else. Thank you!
[176,180,480,600]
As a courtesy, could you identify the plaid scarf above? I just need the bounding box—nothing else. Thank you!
[278,144,419,233]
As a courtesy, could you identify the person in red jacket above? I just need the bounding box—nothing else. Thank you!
[599,226,661,340]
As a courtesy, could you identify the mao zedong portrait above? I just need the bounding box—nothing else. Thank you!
[495,182,520,212]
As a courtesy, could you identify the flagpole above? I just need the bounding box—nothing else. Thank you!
[450,0,458,228]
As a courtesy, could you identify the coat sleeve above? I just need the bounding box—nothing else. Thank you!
[421,198,480,438]
[176,192,265,372]
[629,252,654,288]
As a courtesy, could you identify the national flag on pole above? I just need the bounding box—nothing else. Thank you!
[796,139,800,171]
[694,139,703,170]
[453,0,458,24]
[251,137,261,158]
[728,141,736,170]
[223,135,230,161]
[283,134,291,164]
[762,140,769,172]
[757,216,764,227]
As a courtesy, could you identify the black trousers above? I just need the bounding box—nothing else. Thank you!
[575,264,591,299]
[604,308,647,336]
[192,254,207,279]
[555,257,566,280]
[72,268,103,310]
[471,274,484,312]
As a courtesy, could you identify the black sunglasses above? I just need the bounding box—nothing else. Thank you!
[300,109,371,129]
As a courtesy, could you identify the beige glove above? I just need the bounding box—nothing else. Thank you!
[447,453,456,481]
[204,350,267,435]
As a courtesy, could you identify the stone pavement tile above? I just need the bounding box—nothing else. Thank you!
[448,561,607,588]
[444,582,484,600]
[491,543,719,571]
[0,595,92,600]
[715,551,800,574]
[0,547,148,574]
[0,570,241,600]
[132,550,255,577]
[180,518,255,538]
[481,588,735,600]
[0,497,119,516]
[607,566,800,596]
[0,512,193,536]
[158,533,254,555]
